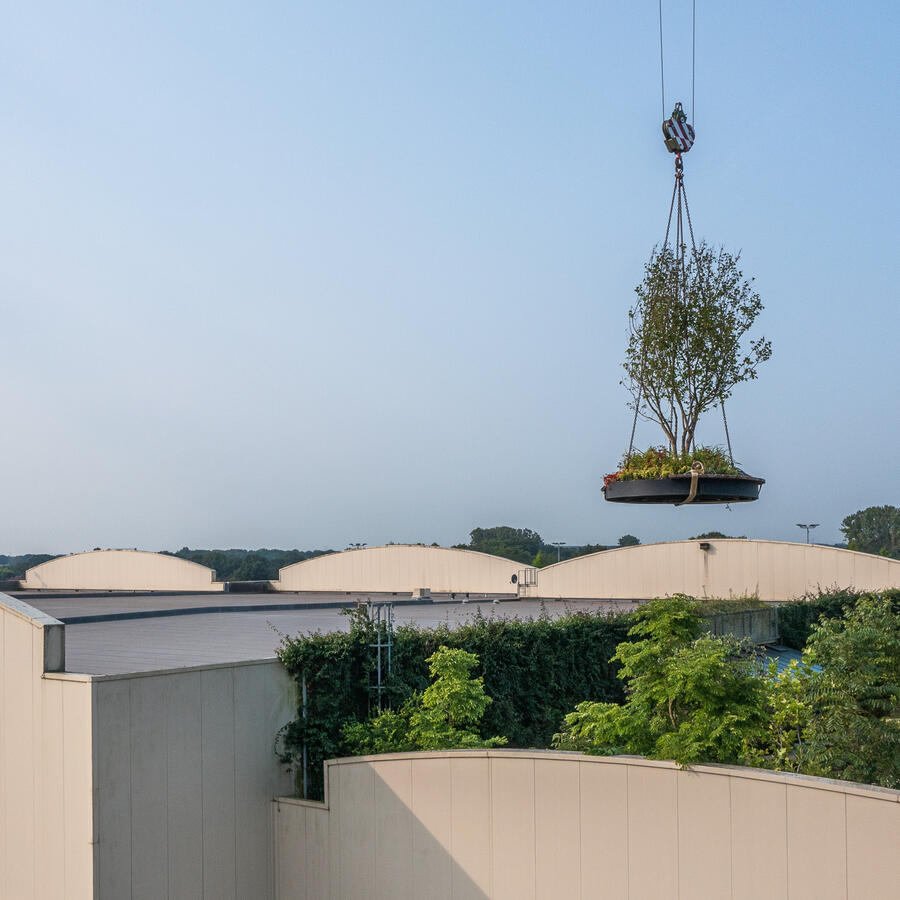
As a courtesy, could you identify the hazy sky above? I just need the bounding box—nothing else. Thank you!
[3,2,898,555]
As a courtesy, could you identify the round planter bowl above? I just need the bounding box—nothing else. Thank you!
[602,473,765,505]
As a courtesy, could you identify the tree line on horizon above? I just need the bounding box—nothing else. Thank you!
[1,505,894,582]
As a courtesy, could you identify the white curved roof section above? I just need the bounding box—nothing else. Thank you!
[21,550,223,592]
[526,540,900,602]
[274,545,521,594]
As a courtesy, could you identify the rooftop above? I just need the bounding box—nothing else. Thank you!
[12,592,635,675]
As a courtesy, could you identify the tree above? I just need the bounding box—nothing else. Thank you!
[342,646,507,754]
[799,594,900,787]
[840,505,900,559]
[463,526,544,564]
[688,532,746,540]
[531,550,548,568]
[623,243,771,457]
[553,596,767,765]
[617,534,641,547]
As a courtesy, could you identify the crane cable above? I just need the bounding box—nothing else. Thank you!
[630,1,737,469]
[658,0,697,126]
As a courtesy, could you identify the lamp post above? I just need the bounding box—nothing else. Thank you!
[796,524,819,544]
[551,541,566,563]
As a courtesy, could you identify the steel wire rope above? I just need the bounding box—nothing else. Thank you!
[627,178,680,459]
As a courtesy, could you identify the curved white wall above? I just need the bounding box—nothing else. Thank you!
[273,545,521,594]
[527,539,900,602]
[21,550,223,592]
[276,750,900,900]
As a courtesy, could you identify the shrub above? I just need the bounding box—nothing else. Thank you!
[277,604,630,798]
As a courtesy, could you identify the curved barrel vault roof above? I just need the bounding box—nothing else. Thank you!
[21,549,223,592]
[526,539,900,602]
[273,545,522,594]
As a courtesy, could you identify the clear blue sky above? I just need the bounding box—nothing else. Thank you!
[2,2,898,554]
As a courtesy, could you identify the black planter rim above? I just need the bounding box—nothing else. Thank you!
[602,472,765,505]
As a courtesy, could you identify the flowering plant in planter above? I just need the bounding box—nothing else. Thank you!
[607,445,740,484]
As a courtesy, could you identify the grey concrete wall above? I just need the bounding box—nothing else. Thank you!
[22,549,224,592]
[0,593,95,899]
[274,750,900,900]
[527,539,900,601]
[273,545,521,594]
[93,658,296,899]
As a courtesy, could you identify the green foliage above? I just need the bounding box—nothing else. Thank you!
[799,595,900,787]
[748,594,900,788]
[167,546,334,581]
[623,242,771,456]
[689,531,746,540]
[617,534,641,547]
[694,594,768,615]
[462,526,544,564]
[742,660,815,774]
[278,605,630,798]
[840,505,900,559]
[0,553,59,579]
[531,550,548,568]
[777,587,900,650]
[613,445,740,481]
[344,647,507,754]
[553,596,767,765]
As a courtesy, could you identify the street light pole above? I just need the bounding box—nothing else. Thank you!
[551,541,566,563]
[795,524,819,544]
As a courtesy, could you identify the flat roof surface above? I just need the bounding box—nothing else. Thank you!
[15,593,636,675]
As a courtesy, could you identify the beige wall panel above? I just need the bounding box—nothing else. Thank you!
[372,759,413,900]
[201,667,238,900]
[22,548,222,592]
[449,757,491,900]
[579,760,628,900]
[845,794,900,899]
[0,609,5,892]
[730,775,787,900]
[786,784,846,900]
[411,757,453,900]
[129,675,170,899]
[676,769,732,899]
[29,629,45,895]
[530,540,900,602]
[534,758,580,900]
[305,806,330,900]
[327,762,342,900]
[490,756,536,900]
[627,764,677,900]
[275,753,900,900]
[37,678,66,900]
[275,801,306,900]
[96,680,133,900]
[2,614,34,899]
[274,545,520,594]
[166,672,204,900]
[0,602,95,900]
[337,761,376,900]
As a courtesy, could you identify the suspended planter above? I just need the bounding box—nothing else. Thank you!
[603,470,765,505]
[603,108,772,506]
[603,448,764,505]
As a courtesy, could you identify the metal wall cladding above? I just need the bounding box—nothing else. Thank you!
[276,751,900,900]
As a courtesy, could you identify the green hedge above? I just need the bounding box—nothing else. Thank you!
[276,605,630,798]
[777,588,900,649]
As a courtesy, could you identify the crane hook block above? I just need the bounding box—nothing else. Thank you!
[662,102,695,153]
